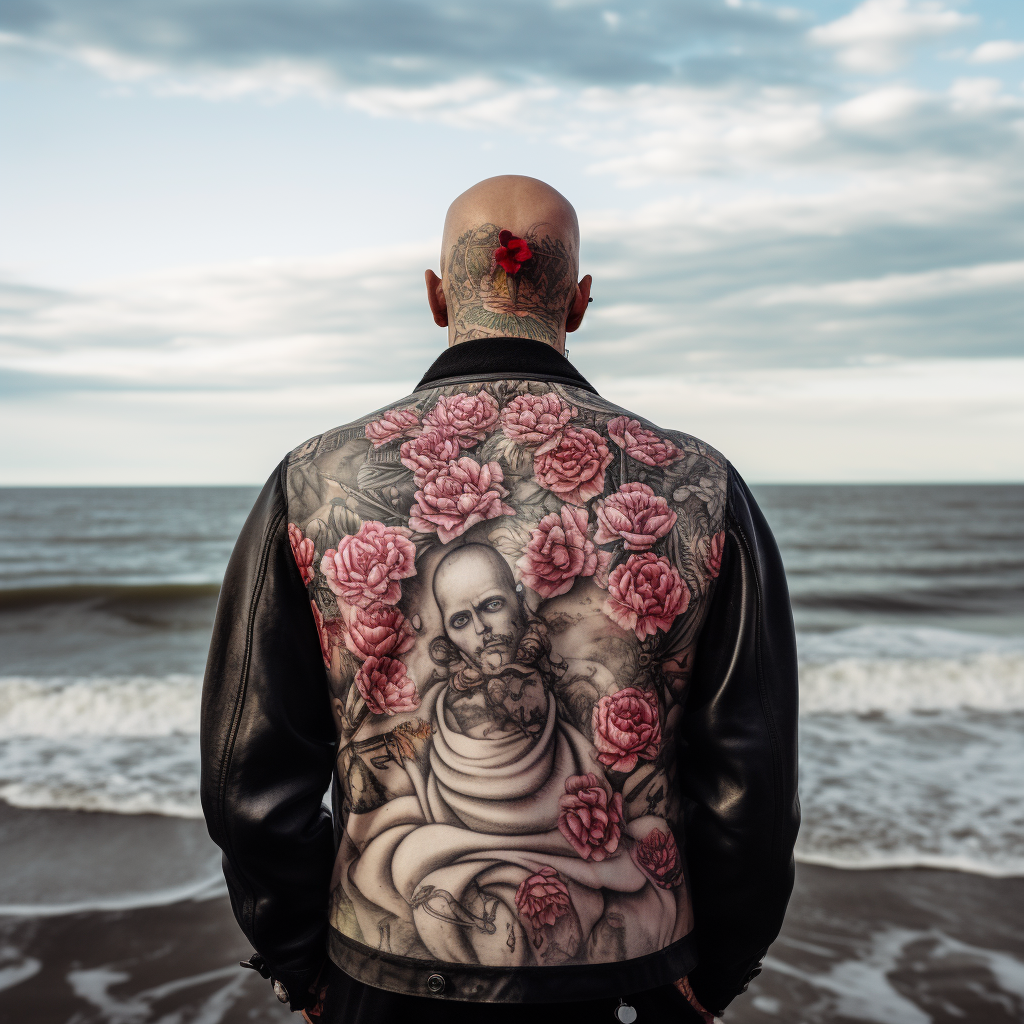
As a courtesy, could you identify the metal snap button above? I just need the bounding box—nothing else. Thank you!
[613,999,637,1023]
[426,973,446,994]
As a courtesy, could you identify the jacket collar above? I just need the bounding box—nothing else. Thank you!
[415,337,599,395]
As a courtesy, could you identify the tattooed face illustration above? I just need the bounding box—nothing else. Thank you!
[287,378,728,971]
[433,544,527,672]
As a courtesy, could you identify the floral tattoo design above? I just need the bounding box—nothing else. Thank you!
[286,379,726,970]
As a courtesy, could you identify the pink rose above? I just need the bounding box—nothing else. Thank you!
[288,523,315,585]
[310,600,343,669]
[345,606,416,661]
[321,521,416,610]
[423,391,499,443]
[364,408,422,448]
[593,483,677,552]
[501,393,577,451]
[399,426,465,484]
[516,505,601,599]
[604,553,690,639]
[355,655,420,716]
[514,865,572,930]
[592,687,662,773]
[558,772,622,861]
[633,828,682,889]
[534,427,614,506]
[607,416,681,467]
[706,530,725,578]
[408,457,514,544]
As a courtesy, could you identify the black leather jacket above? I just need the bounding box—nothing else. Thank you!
[201,339,799,1017]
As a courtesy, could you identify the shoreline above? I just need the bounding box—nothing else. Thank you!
[2,863,1022,1023]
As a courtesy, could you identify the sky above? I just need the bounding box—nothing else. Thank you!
[1,0,1022,484]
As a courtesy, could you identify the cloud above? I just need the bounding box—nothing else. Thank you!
[969,40,1024,65]
[0,0,807,95]
[809,0,974,72]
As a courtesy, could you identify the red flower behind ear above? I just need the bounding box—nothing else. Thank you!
[494,230,533,274]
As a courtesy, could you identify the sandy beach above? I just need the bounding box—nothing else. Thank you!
[3,819,1022,1024]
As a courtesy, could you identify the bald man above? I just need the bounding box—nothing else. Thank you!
[202,176,799,1024]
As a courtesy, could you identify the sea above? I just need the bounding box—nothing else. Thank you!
[1,484,1022,918]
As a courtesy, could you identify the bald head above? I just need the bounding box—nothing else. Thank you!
[442,176,579,267]
[425,175,591,351]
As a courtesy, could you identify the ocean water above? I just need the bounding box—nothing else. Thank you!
[0,484,1022,909]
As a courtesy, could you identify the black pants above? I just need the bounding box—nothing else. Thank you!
[312,960,705,1023]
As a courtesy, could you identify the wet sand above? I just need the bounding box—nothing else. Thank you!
[2,861,1022,1023]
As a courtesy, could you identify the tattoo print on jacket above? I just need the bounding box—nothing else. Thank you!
[286,380,727,968]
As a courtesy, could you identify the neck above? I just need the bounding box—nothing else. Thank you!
[448,326,565,354]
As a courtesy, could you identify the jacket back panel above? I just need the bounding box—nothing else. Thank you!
[284,378,727,972]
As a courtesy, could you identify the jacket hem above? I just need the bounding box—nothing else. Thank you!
[327,928,697,1003]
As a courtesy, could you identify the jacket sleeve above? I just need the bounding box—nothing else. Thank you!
[200,459,337,1009]
[680,465,800,1016]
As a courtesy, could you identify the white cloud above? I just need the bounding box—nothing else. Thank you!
[809,0,974,72]
[969,40,1024,65]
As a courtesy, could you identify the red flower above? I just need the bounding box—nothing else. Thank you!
[321,521,417,610]
[494,230,533,275]
[533,427,614,506]
[516,505,601,599]
[607,415,681,467]
[364,408,422,448]
[310,600,343,669]
[558,772,622,861]
[604,553,690,640]
[514,866,572,930]
[706,530,725,579]
[633,828,682,889]
[400,426,465,484]
[501,393,577,451]
[288,523,315,585]
[592,687,661,773]
[422,391,499,444]
[593,483,677,552]
[355,655,420,716]
[408,457,514,544]
[345,606,416,661]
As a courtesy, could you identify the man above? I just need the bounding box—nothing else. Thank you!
[201,176,799,1023]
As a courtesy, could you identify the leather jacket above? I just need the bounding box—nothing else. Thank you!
[201,338,799,1017]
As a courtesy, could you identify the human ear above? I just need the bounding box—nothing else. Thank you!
[425,269,448,328]
[566,274,592,333]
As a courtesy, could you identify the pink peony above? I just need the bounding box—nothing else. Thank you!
[355,655,420,716]
[364,408,422,448]
[633,828,682,889]
[516,505,601,599]
[558,772,622,861]
[288,523,315,585]
[408,457,515,544]
[592,687,662,773]
[604,553,690,640]
[321,521,416,610]
[399,426,465,484]
[607,416,681,467]
[514,866,572,930]
[423,391,499,444]
[501,393,577,451]
[593,483,677,552]
[706,530,725,578]
[345,606,416,661]
[310,600,343,669]
[533,427,614,506]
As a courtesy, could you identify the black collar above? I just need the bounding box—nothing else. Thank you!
[415,337,599,395]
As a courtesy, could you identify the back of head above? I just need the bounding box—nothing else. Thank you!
[439,175,581,347]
